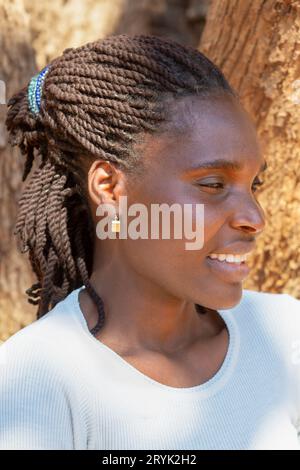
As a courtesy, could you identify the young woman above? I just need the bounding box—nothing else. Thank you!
[1,34,299,450]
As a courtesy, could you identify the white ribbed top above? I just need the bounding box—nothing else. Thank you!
[0,286,300,449]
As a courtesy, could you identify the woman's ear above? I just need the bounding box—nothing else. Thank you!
[88,160,115,205]
[87,160,126,220]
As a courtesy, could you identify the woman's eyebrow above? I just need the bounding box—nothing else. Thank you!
[184,158,268,173]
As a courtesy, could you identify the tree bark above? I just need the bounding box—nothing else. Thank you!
[114,0,210,48]
[199,0,300,297]
[0,0,37,341]
[24,0,210,69]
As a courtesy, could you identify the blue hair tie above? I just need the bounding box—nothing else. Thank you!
[27,65,50,115]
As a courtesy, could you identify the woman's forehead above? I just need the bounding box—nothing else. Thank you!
[165,93,256,139]
[140,94,262,174]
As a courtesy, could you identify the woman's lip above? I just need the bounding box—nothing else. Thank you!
[206,256,250,283]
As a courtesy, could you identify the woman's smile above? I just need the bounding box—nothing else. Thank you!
[205,255,251,283]
[204,241,255,284]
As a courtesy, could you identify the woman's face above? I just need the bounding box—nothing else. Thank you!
[95,93,267,310]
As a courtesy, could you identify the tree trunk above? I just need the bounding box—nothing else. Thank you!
[23,0,126,68]
[0,0,37,341]
[24,0,210,69]
[199,0,300,297]
[114,0,210,48]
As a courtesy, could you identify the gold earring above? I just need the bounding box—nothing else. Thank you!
[112,213,120,233]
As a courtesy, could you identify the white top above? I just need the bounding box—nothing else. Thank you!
[0,286,300,450]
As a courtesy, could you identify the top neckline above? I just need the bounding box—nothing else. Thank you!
[68,286,240,396]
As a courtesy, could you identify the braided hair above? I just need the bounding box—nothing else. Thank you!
[5,34,238,336]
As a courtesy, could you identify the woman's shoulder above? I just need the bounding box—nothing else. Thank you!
[235,288,300,352]
[241,288,300,315]
[236,288,300,326]
[223,288,300,341]
[0,288,83,371]
[0,289,90,449]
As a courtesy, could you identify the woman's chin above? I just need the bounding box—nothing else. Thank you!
[196,283,243,310]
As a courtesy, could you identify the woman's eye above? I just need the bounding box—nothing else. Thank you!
[252,178,264,192]
[197,182,224,191]
[196,178,265,192]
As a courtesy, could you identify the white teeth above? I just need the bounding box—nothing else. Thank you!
[208,253,249,263]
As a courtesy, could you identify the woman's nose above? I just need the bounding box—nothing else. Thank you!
[229,195,266,235]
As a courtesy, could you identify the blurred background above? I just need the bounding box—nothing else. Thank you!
[0,0,299,340]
